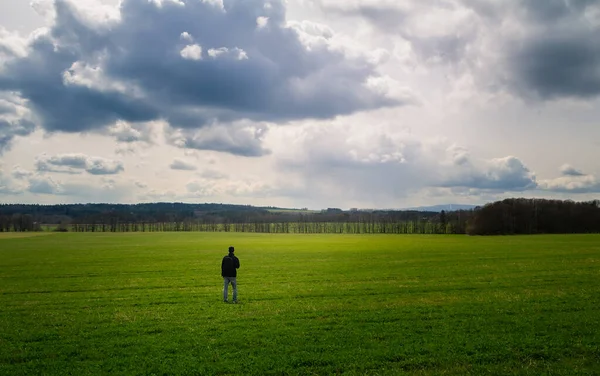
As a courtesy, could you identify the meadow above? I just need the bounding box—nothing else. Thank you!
[0,233,598,375]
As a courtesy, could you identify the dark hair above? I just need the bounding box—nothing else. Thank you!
[228,246,234,253]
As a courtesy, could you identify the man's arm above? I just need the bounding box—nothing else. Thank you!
[235,256,240,269]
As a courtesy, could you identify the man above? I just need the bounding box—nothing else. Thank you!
[221,246,240,303]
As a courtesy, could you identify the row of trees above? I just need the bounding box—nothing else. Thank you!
[0,203,467,234]
[66,211,468,234]
[466,198,600,235]
[67,215,467,234]
[0,214,42,232]
[1,199,599,235]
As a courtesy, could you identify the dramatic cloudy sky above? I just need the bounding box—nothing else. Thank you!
[0,0,599,209]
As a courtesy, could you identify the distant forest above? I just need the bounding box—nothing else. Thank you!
[1,199,599,235]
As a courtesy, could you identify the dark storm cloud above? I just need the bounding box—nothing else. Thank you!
[519,0,598,22]
[472,0,600,99]
[0,36,160,133]
[0,0,405,154]
[508,32,600,99]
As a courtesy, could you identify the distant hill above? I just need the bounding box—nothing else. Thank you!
[401,204,479,212]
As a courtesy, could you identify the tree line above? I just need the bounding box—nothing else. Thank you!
[465,198,600,235]
[1,198,599,235]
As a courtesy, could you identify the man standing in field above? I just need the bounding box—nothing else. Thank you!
[222,246,240,303]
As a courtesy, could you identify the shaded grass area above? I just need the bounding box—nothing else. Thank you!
[0,233,599,375]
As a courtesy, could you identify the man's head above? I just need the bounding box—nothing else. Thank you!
[228,246,234,254]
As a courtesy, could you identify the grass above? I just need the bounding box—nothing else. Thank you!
[0,233,599,375]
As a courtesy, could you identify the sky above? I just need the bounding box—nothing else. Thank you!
[0,0,599,209]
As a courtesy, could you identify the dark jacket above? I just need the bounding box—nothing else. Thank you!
[221,253,240,277]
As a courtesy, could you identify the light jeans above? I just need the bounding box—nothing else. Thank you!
[223,276,237,302]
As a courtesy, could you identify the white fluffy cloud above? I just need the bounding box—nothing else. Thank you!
[180,44,203,60]
[538,165,600,193]
[107,120,156,144]
[538,175,600,193]
[268,120,539,206]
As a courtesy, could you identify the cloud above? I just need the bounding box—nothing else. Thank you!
[170,158,197,171]
[180,44,203,60]
[319,0,479,65]
[186,177,276,198]
[0,0,408,154]
[465,0,600,100]
[537,163,600,193]
[180,31,193,42]
[560,164,585,177]
[25,173,136,201]
[0,118,36,153]
[0,28,27,60]
[508,30,600,100]
[35,153,125,175]
[12,166,33,179]
[439,156,538,191]
[28,175,63,195]
[538,175,600,194]
[256,16,269,29]
[107,120,154,143]
[0,93,37,153]
[323,0,600,101]
[198,169,228,180]
[85,157,124,175]
[207,47,248,60]
[271,121,537,206]
[167,122,270,157]
[0,167,25,194]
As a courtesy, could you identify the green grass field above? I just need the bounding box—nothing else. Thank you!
[0,233,598,375]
